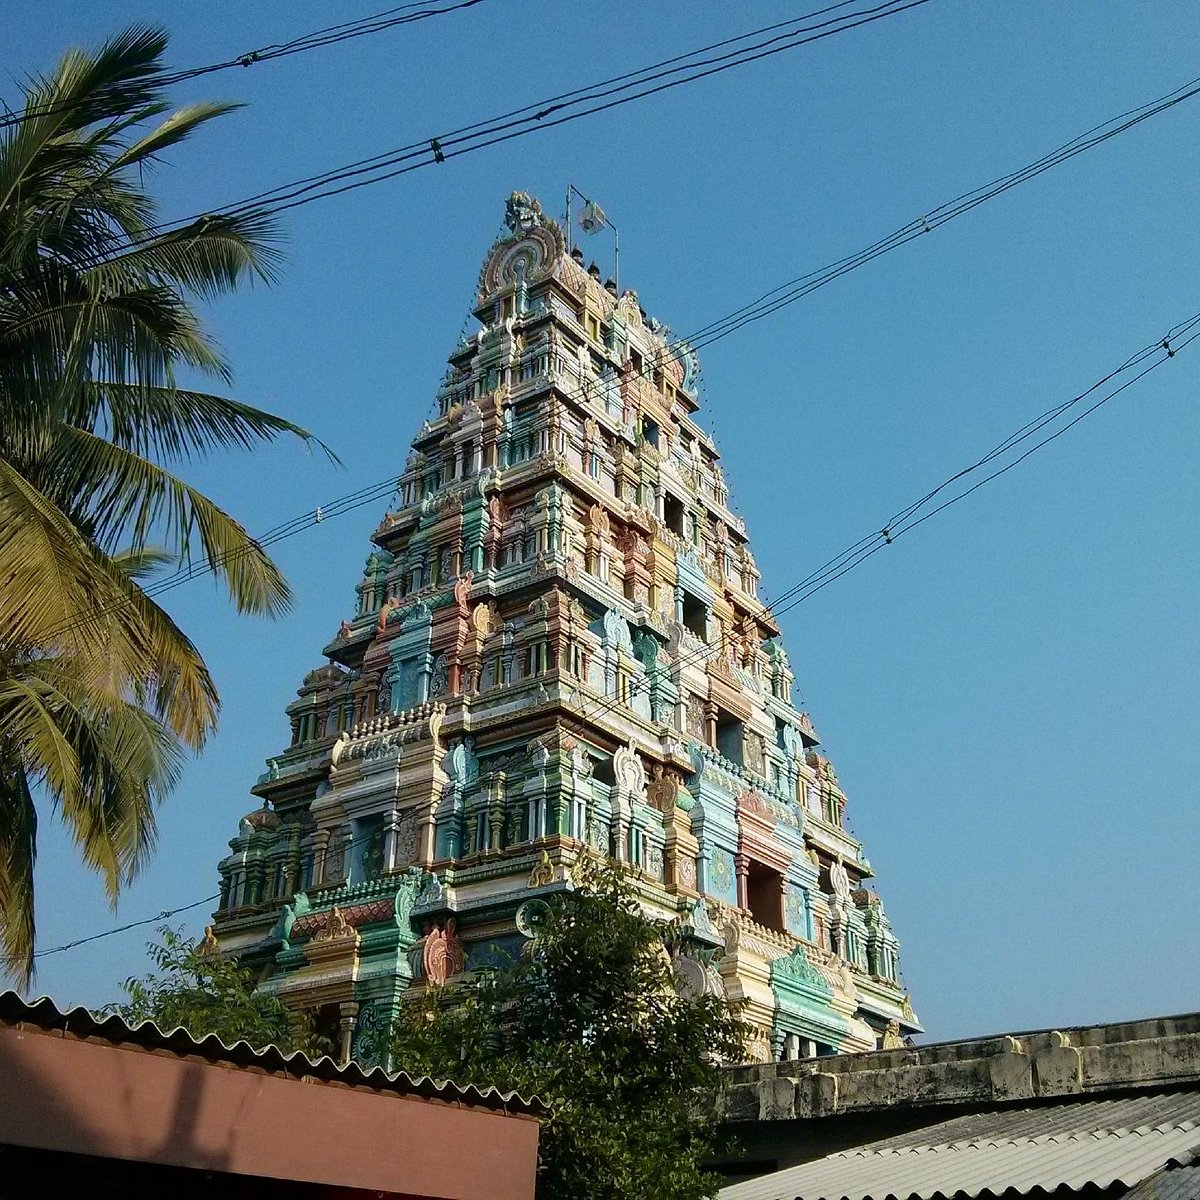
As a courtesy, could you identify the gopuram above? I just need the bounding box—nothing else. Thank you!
[212,192,920,1065]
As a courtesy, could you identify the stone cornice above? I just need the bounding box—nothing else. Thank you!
[719,1011,1200,1123]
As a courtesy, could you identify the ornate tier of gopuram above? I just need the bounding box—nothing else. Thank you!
[212,192,921,1065]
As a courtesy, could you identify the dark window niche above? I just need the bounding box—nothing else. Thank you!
[681,591,707,640]
[715,710,744,765]
[746,859,785,932]
[664,493,685,536]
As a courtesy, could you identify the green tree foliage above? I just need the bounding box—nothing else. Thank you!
[0,27,333,981]
[112,925,323,1053]
[390,861,746,1200]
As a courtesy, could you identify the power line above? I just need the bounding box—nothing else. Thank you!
[768,322,1200,615]
[27,42,1200,651]
[30,819,397,962]
[37,312,1200,965]
[213,0,871,218]
[37,312,1200,964]
[9,0,931,282]
[33,893,220,959]
[34,65,1200,642]
[679,71,1200,354]
[0,0,487,131]
[569,313,1200,731]
[244,0,935,223]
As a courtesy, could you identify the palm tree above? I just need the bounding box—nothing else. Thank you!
[0,27,333,982]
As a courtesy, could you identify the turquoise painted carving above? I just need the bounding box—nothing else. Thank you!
[210,192,919,1060]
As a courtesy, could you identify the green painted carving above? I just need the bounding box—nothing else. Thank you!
[771,947,832,997]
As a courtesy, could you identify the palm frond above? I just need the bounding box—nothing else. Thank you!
[78,381,337,463]
[44,425,293,616]
[0,26,333,973]
[107,101,242,173]
[0,27,169,215]
[0,458,219,745]
[109,544,176,580]
[87,208,288,295]
[0,455,134,655]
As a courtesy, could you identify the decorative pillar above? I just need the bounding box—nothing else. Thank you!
[488,772,506,854]
[770,1028,786,1061]
[735,852,750,911]
[383,811,403,872]
[338,1001,359,1066]
[311,829,331,889]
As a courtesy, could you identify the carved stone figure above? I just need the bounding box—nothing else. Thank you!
[394,815,420,868]
[377,597,400,632]
[678,856,697,890]
[453,569,474,615]
[422,917,464,985]
[830,857,852,902]
[504,190,542,234]
[613,742,646,797]
[528,849,554,887]
[429,653,448,699]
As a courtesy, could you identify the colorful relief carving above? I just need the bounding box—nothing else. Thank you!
[422,918,464,985]
[211,192,918,1059]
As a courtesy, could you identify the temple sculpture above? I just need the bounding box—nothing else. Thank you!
[212,192,921,1064]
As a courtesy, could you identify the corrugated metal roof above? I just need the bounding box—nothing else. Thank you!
[719,1089,1200,1200]
[1124,1159,1200,1200]
[866,1090,1200,1151]
[0,991,545,1116]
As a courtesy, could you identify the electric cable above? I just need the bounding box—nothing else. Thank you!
[31,818,400,961]
[3,0,932,283]
[567,314,1200,732]
[39,314,1199,965]
[33,893,221,959]
[679,72,1200,354]
[21,24,1200,703]
[0,0,487,131]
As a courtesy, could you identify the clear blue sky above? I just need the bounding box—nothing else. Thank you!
[6,1,1198,1041]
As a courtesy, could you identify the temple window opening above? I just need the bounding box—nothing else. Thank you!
[715,710,744,765]
[681,591,707,639]
[746,860,786,933]
[664,493,685,536]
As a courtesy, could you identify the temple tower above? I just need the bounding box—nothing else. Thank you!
[212,192,920,1064]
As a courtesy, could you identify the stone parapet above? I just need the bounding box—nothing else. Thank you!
[718,1012,1200,1123]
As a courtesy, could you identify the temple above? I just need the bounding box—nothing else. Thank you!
[211,192,920,1064]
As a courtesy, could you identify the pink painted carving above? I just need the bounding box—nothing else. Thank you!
[453,570,474,617]
[422,917,464,985]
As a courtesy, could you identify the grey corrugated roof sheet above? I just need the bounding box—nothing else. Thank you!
[720,1089,1200,1200]
[0,991,544,1116]
[1124,1159,1200,1200]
